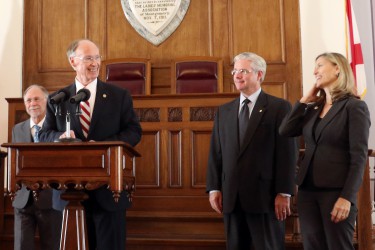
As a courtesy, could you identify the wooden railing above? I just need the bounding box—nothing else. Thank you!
[0,151,6,235]
[356,150,375,249]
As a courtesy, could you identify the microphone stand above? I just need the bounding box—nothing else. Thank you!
[53,105,82,143]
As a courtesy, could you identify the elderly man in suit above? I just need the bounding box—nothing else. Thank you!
[206,52,298,250]
[40,39,142,250]
[12,84,66,250]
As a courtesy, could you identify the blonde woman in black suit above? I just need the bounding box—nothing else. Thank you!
[279,52,370,250]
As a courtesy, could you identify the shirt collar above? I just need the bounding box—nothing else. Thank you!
[75,78,97,94]
[30,116,46,129]
[240,88,262,105]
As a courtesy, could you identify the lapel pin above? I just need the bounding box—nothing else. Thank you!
[103,94,107,98]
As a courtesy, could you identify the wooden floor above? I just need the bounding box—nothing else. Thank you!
[1,238,374,250]
[1,224,375,250]
[0,237,305,250]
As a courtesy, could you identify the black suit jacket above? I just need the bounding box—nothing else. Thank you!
[206,91,297,213]
[40,80,142,211]
[279,98,370,204]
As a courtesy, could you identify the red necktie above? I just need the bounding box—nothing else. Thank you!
[80,101,90,138]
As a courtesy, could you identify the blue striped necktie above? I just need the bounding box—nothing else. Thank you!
[33,125,41,143]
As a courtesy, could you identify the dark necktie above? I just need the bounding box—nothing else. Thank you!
[239,99,250,147]
[33,125,41,143]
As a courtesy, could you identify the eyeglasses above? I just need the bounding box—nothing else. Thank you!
[231,69,252,76]
[24,97,45,104]
[74,55,102,63]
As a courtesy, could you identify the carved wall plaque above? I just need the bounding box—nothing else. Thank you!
[121,0,190,46]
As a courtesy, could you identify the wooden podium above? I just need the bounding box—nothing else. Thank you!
[2,141,140,250]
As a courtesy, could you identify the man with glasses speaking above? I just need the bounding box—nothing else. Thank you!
[40,39,142,250]
[206,52,297,250]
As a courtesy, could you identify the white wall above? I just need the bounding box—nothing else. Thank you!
[0,0,23,148]
[300,0,346,93]
[300,0,375,147]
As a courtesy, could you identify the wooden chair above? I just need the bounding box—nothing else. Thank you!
[100,58,151,95]
[171,56,223,94]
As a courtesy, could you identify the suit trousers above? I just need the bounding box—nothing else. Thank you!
[298,190,357,250]
[84,201,126,250]
[14,205,63,250]
[223,197,285,250]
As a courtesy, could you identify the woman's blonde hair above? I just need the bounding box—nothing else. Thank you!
[316,52,359,103]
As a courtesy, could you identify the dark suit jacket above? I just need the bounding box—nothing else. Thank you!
[40,80,142,211]
[206,91,297,214]
[279,98,370,204]
[12,119,67,211]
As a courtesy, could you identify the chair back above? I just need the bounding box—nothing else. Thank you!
[171,56,223,94]
[101,58,151,95]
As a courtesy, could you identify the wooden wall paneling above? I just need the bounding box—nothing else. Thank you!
[151,64,171,94]
[126,95,228,249]
[283,0,302,103]
[191,129,212,188]
[24,0,107,92]
[23,0,301,100]
[24,0,90,92]
[262,63,290,99]
[262,82,287,99]
[87,0,107,50]
[105,0,213,59]
[230,0,284,62]
[134,130,161,188]
[182,127,192,189]
[226,0,302,102]
[168,130,182,187]
[212,0,229,59]
[104,0,220,94]
[104,0,152,59]
[6,98,27,142]
[230,81,287,99]
[40,0,85,71]
[23,0,40,90]
[150,0,211,57]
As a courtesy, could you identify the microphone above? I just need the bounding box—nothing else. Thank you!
[70,88,91,104]
[50,89,69,105]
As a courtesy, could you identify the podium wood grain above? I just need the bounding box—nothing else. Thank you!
[2,142,139,250]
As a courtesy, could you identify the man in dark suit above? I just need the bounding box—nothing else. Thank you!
[39,39,142,250]
[12,84,66,250]
[206,52,297,250]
